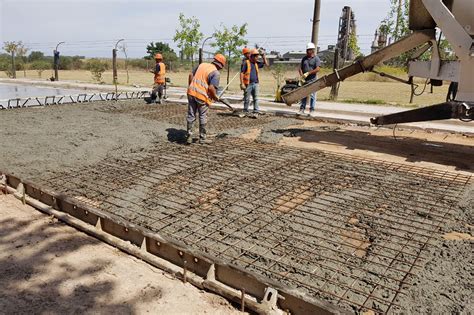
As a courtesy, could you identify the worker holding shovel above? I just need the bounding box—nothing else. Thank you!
[186,54,227,145]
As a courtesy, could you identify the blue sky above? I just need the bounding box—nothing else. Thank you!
[1,0,391,58]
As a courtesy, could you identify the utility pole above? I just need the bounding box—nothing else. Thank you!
[311,0,321,49]
[113,39,124,85]
[10,50,16,79]
[53,41,65,81]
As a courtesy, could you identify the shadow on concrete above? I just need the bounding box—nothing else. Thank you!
[0,214,161,313]
[272,128,474,172]
[166,128,188,144]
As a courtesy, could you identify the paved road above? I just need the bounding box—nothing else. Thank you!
[2,78,472,134]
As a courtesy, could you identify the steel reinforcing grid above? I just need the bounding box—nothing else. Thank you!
[32,136,471,314]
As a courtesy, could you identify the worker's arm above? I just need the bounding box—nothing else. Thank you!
[240,62,246,90]
[208,85,219,101]
[188,73,193,85]
[262,54,269,67]
[309,66,320,75]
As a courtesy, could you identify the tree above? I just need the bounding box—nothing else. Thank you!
[145,41,178,70]
[173,13,203,68]
[382,0,410,42]
[28,51,45,62]
[211,23,248,85]
[120,43,130,84]
[381,0,454,65]
[3,41,26,79]
[85,59,108,83]
[16,45,29,77]
[31,60,50,78]
[348,32,361,58]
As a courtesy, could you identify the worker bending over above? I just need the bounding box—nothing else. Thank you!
[146,53,166,104]
[240,48,268,115]
[298,43,321,117]
[186,54,226,145]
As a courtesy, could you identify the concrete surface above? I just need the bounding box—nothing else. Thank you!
[0,194,244,314]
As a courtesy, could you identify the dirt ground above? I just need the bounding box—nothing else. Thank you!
[0,100,472,314]
[0,194,243,314]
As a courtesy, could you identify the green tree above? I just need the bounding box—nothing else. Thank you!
[348,32,361,58]
[85,58,109,83]
[145,41,178,70]
[2,41,26,78]
[31,60,50,78]
[382,0,410,42]
[173,13,203,68]
[16,45,29,77]
[211,23,248,84]
[28,51,45,62]
[381,0,454,66]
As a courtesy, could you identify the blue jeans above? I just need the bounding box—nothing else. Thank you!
[243,83,259,112]
[300,92,316,111]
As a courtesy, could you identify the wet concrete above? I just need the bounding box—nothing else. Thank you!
[1,99,473,314]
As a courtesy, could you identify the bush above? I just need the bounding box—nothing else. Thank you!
[128,58,149,70]
[85,58,109,82]
[31,60,51,78]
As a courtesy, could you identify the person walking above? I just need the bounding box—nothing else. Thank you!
[240,48,268,115]
[186,54,226,145]
[146,53,166,104]
[298,43,321,117]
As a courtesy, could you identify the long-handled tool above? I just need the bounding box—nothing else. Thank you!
[217,98,235,111]
[217,71,241,99]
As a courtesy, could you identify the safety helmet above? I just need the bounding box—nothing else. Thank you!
[213,54,227,68]
[250,49,260,56]
[242,47,250,55]
[154,53,163,60]
[306,43,316,50]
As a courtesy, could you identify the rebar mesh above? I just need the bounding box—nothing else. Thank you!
[37,138,471,313]
[99,103,278,132]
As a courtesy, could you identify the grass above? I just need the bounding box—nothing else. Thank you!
[1,67,448,107]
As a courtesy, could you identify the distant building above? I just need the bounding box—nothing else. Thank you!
[270,46,336,67]
[282,51,306,60]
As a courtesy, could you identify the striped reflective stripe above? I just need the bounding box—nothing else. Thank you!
[187,63,218,105]
[193,78,209,89]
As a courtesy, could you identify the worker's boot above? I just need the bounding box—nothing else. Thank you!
[157,97,162,105]
[150,92,157,104]
[186,121,194,145]
[199,124,212,145]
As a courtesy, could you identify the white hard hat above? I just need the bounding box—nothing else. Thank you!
[306,42,316,50]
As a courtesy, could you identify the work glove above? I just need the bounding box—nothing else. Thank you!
[240,83,246,91]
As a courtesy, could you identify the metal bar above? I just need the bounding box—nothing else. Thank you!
[282,30,435,104]
[370,101,474,125]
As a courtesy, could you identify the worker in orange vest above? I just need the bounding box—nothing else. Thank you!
[240,48,268,115]
[186,54,226,144]
[146,53,166,104]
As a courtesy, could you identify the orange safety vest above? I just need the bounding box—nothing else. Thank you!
[242,59,259,86]
[154,62,166,85]
[187,63,218,105]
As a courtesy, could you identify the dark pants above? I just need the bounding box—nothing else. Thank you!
[151,84,164,100]
[187,95,209,125]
